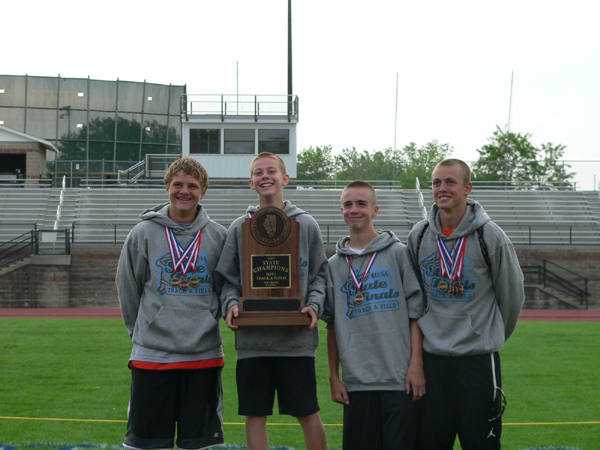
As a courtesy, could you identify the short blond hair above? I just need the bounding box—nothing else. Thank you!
[342,180,377,205]
[164,157,209,193]
[433,158,471,185]
[249,152,287,177]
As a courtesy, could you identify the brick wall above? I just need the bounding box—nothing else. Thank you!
[1,244,599,308]
[68,244,121,306]
[0,246,121,308]
[516,245,600,305]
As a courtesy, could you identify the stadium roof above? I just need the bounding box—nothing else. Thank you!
[0,124,58,153]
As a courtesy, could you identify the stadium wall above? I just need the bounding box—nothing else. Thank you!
[1,244,599,308]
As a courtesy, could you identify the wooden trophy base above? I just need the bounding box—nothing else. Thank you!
[232,297,311,326]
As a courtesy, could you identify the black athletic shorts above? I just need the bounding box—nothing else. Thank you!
[343,390,416,450]
[236,356,320,418]
[417,351,502,450]
[125,366,224,450]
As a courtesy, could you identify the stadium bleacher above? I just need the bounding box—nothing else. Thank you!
[1,186,600,246]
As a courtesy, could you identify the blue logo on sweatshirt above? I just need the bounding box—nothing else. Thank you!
[154,251,214,296]
[420,251,475,301]
[340,266,401,319]
[300,258,308,279]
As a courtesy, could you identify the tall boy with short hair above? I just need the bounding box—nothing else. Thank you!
[216,152,328,450]
[323,181,425,450]
[407,159,524,450]
[116,157,227,450]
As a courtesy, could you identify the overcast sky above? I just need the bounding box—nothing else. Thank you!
[5,0,600,188]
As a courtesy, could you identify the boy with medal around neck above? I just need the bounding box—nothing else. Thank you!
[116,157,228,450]
[322,181,425,450]
[215,152,328,450]
[407,159,524,450]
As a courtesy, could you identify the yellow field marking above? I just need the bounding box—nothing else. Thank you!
[1,416,599,426]
[0,416,126,423]
[504,421,600,426]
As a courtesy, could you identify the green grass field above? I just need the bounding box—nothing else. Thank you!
[0,318,598,450]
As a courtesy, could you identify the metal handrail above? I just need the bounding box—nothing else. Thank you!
[118,160,146,184]
[0,230,36,269]
[181,94,299,121]
[416,178,428,220]
[522,261,588,308]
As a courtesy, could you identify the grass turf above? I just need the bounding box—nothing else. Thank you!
[0,318,598,449]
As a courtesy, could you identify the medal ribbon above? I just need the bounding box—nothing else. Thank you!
[165,227,203,277]
[346,251,378,293]
[437,236,467,282]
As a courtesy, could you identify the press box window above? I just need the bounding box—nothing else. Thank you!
[224,129,255,154]
[259,129,289,154]
[190,129,220,154]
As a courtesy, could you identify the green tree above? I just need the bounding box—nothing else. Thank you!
[533,142,575,187]
[333,147,401,181]
[473,126,575,188]
[296,145,335,180]
[397,140,453,189]
[473,126,538,182]
[296,140,454,188]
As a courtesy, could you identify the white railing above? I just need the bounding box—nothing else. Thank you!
[181,94,298,121]
[416,178,428,220]
[54,176,66,230]
[118,160,145,184]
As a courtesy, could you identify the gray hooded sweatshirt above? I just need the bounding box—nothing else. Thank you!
[116,202,227,362]
[407,198,524,357]
[215,201,328,359]
[322,231,423,392]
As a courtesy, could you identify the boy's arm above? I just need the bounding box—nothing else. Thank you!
[490,234,525,341]
[116,236,146,339]
[405,319,425,401]
[406,222,427,292]
[215,226,243,317]
[303,218,328,318]
[398,245,425,319]
[327,327,349,405]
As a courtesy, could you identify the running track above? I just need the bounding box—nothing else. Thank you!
[0,308,599,321]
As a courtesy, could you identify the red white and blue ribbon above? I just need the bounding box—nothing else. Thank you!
[437,236,467,282]
[346,251,378,292]
[165,227,203,277]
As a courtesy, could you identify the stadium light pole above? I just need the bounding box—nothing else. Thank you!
[288,0,293,118]
[393,72,398,183]
[505,70,514,184]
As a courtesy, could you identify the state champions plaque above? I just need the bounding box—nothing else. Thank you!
[233,207,310,326]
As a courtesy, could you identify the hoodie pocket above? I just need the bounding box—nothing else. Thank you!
[418,311,481,355]
[339,328,409,386]
[141,306,222,354]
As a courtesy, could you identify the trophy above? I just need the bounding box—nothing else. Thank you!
[232,207,310,326]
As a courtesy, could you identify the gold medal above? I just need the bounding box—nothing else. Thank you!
[438,280,448,292]
[170,276,180,288]
[189,276,200,288]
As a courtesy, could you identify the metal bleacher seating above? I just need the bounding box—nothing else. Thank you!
[2,186,600,246]
[467,190,600,245]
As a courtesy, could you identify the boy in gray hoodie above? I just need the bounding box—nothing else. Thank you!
[323,181,425,450]
[215,152,328,450]
[116,157,227,450]
[407,159,524,450]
